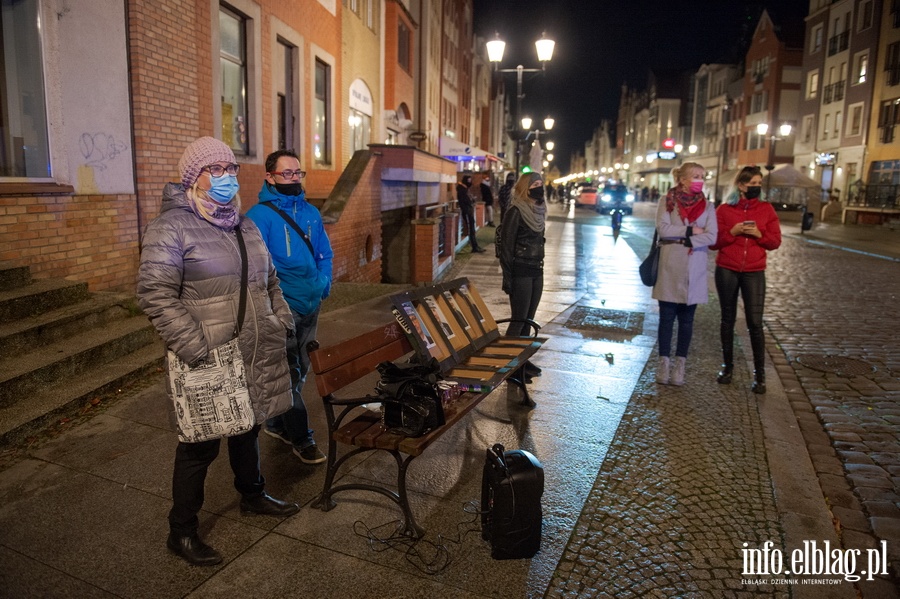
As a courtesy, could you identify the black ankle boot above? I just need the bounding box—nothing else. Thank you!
[167,532,222,566]
[716,364,733,384]
[751,371,766,394]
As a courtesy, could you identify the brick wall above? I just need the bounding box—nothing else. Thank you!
[0,194,140,291]
[324,154,384,283]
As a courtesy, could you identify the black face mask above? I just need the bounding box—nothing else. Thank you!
[744,186,762,200]
[528,185,545,203]
[274,182,303,196]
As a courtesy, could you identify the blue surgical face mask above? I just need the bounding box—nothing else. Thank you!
[206,174,239,204]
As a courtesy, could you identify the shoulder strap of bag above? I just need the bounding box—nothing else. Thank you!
[262,202,316,257]
[234,226,249,338]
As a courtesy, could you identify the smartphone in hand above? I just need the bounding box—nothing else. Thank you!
[743,220,756,227]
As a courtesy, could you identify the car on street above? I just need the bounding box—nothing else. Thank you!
[572,182,598,207]
[598,183,635,214]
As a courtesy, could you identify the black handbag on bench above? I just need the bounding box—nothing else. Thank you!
[376,358,445,437]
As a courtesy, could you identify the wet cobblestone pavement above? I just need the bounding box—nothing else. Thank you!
[547,286,786,598]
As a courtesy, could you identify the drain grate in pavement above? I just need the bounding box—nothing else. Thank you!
[565,306,644,338]
[795,354,875,377]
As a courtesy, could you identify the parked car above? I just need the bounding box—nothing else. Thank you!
[572,182,598,207]
[598,184,635,214]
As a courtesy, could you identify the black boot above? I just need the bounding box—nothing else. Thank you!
[751,370,766,394]
[167,532,222,566]
[240,492,300,517]
[716,364,733,384]
[524,361,542,377]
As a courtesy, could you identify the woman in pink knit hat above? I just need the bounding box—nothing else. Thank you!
[137,137,299,566]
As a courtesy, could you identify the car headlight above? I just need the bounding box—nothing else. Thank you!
[601,194,612,202]
[626,193,635,202]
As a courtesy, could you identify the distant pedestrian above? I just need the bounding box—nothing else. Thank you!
[711,165,782,394]
[498,172,516,222]
[136,136,299,567]
[247,149,334,464]
[480,173,496,227]
[498,171,546,381]
[457,174,485,253]
[652,162,717,386]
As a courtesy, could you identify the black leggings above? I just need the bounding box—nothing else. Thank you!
[715,267,766,371]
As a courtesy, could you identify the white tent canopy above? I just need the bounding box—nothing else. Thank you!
[762,164,821,189]
[762,164,824,210]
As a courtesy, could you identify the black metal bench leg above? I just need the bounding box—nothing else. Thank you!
[395,452,425,538]
[312,439,343,511]
[507,373,536,408]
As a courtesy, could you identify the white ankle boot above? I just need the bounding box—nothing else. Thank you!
[656,357,670,384]
[671,357,686,386]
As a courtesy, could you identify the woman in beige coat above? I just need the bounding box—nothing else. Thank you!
[137,137,298,567]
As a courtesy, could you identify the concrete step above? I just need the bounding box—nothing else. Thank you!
[0,316,159,408]
[0,292,138,358]
[0,341,164,445]
[0,262,31,291]
[0,278,90,324]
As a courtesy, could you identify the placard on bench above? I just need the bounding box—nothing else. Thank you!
[389,278,543,388]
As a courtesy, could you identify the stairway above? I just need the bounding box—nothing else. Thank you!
[0,262,163,445]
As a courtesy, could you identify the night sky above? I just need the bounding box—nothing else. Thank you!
[472,0,809,172]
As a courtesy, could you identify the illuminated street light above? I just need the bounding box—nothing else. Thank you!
[487,32,556,173]
[545,141,555,151]
[756,122,793,198]
[521,116,533,130]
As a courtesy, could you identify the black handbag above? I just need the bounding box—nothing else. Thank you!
[639,230,659,287]
[377,358,445,437]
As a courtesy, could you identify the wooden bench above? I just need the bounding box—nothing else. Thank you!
[307,278,546,537]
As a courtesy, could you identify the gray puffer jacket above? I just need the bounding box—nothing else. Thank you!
[137,183,293,423]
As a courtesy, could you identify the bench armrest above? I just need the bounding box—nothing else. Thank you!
[495,318,541,337]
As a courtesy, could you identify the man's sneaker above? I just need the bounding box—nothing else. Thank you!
[293,444,326,465]
[263,428,292,446]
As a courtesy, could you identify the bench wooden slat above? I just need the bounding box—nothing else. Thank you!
[311,322,411,374]
[313,333,412,397]
[333,412,382,446]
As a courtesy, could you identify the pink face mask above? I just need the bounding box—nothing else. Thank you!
[689,180,704,193]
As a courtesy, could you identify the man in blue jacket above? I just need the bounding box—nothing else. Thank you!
[247,149,334,464]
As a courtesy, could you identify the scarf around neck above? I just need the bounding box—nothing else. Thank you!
[511,192,546,232]
[187,186,241,230]
[665,186,707,224]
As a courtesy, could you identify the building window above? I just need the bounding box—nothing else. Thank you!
[811,24,823,53]
[349,0,359,15]
[807,71,819,99]
[348,109,370,154]
[314,58,331,165]
[366,0,377,31]
[834,110,842,138]
[822,114,831,139]
[887,42,900,85]
[848,104,863,136]
[398,21,411,73]
[1,0,50,178]
[859,0,873,30]
[802,114,815,143]
[854,53,868,84]
[220,6,249,155]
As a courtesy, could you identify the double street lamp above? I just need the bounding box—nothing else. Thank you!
[487,32,555,173]
[756,122,793,199]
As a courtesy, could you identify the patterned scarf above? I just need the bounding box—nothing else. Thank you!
[665,186,707,224]
[187,186,241,230]
[511,192,546,232]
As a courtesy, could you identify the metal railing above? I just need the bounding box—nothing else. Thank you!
[828,31,849,56]
[438,214,448,257]
[847,184,900,209]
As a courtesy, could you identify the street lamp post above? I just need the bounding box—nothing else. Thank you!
[756,122,793,200]
[487,32,555,174]
[521,116,555,173]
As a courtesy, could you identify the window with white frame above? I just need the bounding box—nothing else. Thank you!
[314,58,331,165]
[848,103,864,136]
[834,110,842,137]
[807,70,819,99]
[802,114,815,143]
[854,52,868,84]
[822,113,831,139]
[858,0,873,30]
[1,0,50,178]
[220,5,249,155]
[811,24,823,53]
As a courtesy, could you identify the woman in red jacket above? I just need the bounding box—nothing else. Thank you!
[712,166,782,394]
